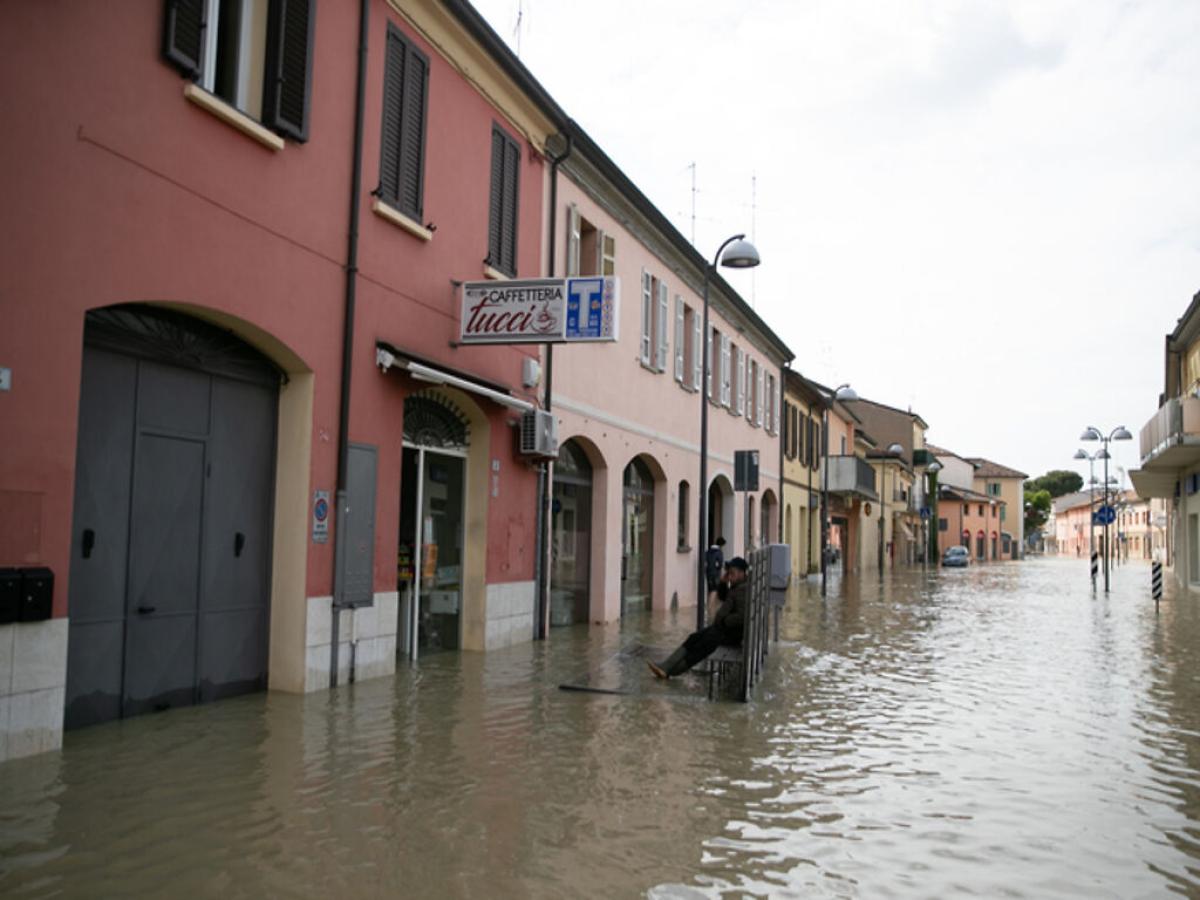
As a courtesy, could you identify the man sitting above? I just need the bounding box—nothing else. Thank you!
[648,557,749,679]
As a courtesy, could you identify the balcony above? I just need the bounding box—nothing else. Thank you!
[825,455,877,500]
[1139,397,1200,470]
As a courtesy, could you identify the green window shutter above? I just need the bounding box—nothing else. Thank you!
[162,0,205,78]
[262,0,316,142]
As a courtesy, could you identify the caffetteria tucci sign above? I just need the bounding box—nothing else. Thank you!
[460,276,619,344]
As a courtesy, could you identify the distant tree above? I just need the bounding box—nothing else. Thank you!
[1024,470,1083,498]
[1024,489,1052,533]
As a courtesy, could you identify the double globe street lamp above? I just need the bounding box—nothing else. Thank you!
[1079,425,1132,592]
[696,234,760,629]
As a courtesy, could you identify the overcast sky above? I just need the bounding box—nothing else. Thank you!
[473,0,1199,486]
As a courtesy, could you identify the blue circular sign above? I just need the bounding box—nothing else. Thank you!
[314,498,329,522]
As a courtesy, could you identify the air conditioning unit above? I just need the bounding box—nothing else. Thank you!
[518,409,558,458]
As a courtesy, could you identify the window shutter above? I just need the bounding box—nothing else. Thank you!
[488,130,504,268]
[691,309,702,390]
[773,376,781,435]
[640,271,652,366]
[735,347,745,415]
[379,34,403,207]
[782,401,789,454]
[262,0,316,142]
[746,360,755,422]
[501,136,519,274]
[162,0,205,78]
[601,233,616,275]
[655,280,669,372]
[566,204,581,277]
[720,334,731,406]
[397,41,429,218]
[756,366,764,426]
[673,297,685,382]
[705,327,714,399]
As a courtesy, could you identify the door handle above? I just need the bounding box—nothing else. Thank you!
[137,605,156,615]
[234,532,246,558]
[82,528,95,559]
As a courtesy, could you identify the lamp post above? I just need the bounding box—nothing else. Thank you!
[696,234,760,629]
[821,383,857,597]
[1079,425,1132,593]
[878,442,904,574]
[924,460,943,567]
[1074,449,1098,576]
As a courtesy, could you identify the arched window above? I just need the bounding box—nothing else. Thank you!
[677,480,691,550]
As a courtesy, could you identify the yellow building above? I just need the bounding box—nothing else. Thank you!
[781,371,827,577]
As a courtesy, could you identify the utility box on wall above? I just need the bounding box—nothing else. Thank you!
[17,567,53,621]
[0,568,19,624]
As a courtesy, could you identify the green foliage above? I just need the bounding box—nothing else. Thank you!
[1024,469,1083,499]
[1024,489,1052,533]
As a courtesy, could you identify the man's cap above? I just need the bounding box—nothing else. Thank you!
[725,557,749,571]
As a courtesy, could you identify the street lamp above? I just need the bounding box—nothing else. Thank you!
[878,442,903,574]
[924,459,943,567]
[1074,448,1099,578]
[696,234,760,629]
[1080,425,1132,592]
[821,383,857,597]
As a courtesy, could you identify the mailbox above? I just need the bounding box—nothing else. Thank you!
[0,568,19,624]
[18,567,53,622]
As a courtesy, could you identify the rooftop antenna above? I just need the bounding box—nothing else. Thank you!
[513,0,523,57]
[688,162,697,245]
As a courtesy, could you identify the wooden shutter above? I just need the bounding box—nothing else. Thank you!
[756,366,764,426]
[488,130,505,268]
[746,360,755,421]
[397,37,429,218]
[500,134,519,274]
[655,280,669,372]
[705,327,713,399]
[263,0,316,142]
[673,297,685,382]
[734,347,745,415]
[566,205,581,277]
[640,271,652,365]
[162,0,205,78]
[691,308,701,390]
[782,401,789,456]
[601,233,615,275]
[719,334,731,406]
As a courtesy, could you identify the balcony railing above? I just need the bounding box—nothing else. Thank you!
[825,455,877,498]
[1140,397,1200,468]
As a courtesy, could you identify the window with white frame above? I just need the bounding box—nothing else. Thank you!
[673,296,686,383]
[655,280,669,372]
[640,270,669,372]
[163,0,316,141]
[719,334,732,407]
[706,326,715,399]
[690,306,702,390]
[734,346,745,415]
[756,364,765,426]
[640,271,653,365]
[566,204,615,277]
[746,358,757,423]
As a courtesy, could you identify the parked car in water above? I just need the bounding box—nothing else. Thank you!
[942,546,970,568]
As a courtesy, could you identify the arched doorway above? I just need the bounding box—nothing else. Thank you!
[551,439,592,626]
[746,495,756,552]
[399,393,470,656]
[621,457,655,615]
[761,489,778,545]
[65,305,281,729]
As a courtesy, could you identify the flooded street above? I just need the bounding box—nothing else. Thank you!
[4,558,1200,898]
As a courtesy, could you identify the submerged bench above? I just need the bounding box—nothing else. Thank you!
[704,544,787,701]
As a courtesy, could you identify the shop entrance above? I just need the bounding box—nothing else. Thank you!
[550,440,592,626]
[65,306,279,729]
[621,457,655,616]
[398,396,468,659]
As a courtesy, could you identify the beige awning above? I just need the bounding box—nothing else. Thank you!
[1129,468,1177,499]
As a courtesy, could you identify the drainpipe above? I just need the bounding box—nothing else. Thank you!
[535,131,572,641]
[331,0,370,688]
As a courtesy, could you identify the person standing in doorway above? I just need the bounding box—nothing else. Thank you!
[705,536,726,606]
[649,557,748,679]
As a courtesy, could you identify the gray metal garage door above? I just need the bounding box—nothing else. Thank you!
[65,307,279,729]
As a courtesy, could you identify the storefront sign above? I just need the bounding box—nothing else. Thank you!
[459,277,619,344]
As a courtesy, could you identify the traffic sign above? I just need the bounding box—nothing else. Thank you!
[919,506,931,520]
[1093,505,1116,526]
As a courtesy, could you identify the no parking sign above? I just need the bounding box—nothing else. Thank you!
[312,490,330,544]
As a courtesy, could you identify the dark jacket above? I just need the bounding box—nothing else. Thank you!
[704,545,724,586]
[712,579,747,632]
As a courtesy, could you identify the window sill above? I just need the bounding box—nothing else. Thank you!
[184,83,284,152]
[372,200,433,242]
[483,264,512,281]
[677,544,692,553]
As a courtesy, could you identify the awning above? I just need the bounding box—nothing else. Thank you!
[375,343,534,412]
[1128,468,1177,499]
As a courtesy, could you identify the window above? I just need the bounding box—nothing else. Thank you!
[678,481,690,550]
[690,307,702,390]
[673,297,686,383]
[814,423,822,470]
[735,347,746,415]
[487,125,520,276]
[978,504,985,516]
[764,373,778,434]
[706,327,715,399]
[163,0,315,140]
[756,365,765,427]
[782,402,791,457]
[938,518,948,532]
[745,358,756,422]
[566,205,615,277]
[720,334,732,407]
[640,272,668,372]
[840,435,846,454]
[378,24,429,221]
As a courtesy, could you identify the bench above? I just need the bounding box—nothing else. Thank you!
[703,545,782,701]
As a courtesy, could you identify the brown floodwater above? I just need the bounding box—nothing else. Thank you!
[2,558,1199,898]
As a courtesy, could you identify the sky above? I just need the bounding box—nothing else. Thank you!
[470,0,1199,488]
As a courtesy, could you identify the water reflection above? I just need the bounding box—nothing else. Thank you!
[3,560,1200,897]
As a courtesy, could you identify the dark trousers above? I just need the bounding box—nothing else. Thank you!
[661,624,742,677]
